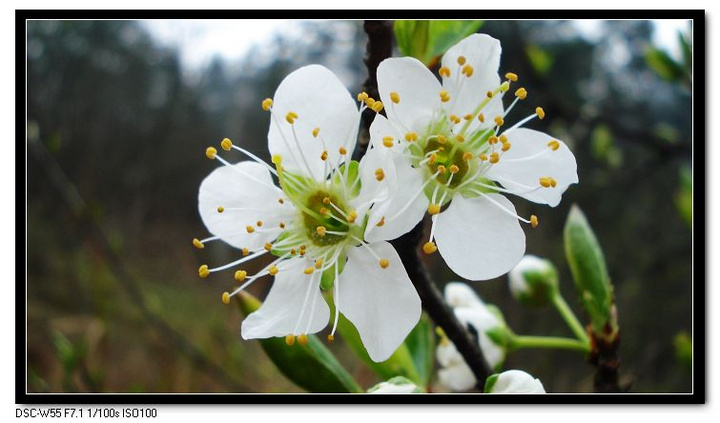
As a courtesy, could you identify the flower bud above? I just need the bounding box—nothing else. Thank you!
[508,255,559,307]
[367,376,422,393]
[484,370,546,394]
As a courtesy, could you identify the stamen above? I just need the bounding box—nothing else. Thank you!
[439,67,451,77]
[217,206,225,213]
[221,138,233,151]
[246,225,255,234]
[404,132,418,142]
[535,107,545,120]
[457,55,466,65]
[235,270,247,282]
[494,116,505,127]
[502,143,512,152]
[285,335,296,346]
[548,140,560,151]
[371,101,384,113]
[192,238,204,249]
[339,147,347,155]
[477,113,485,123]
[423,241,438,254]
[262,98,273,111]
[222,292,230,305]
[357,92,369,102]
[304,267,314,275]
[505,72,518,82]
[198,264,209,279]
[500,81,510,92]
[463,152,474,161]
[461,64,474,77]
[316,226,327,236]
[449,164,460,174]
[375,168,385,181]
[205,147,217,160]
[531,215,539,228]
[298,334,308,346]
[489,153,500,164]
[456,135,465,143]
[379,259,390,269]
[320,150,328,161]
[268,266,279,275]
[515,88,527,100]
[440,91,451,103]
[376,217,386,227]
[390,92,400,104]
[382,136,394,148]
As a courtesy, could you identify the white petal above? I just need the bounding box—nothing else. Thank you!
[434,194,525,281]
[377,57,441,133]
[241,257,329,339]
[441,34,503,132]
[455,307,505,370]
[198,161,292,250]
[444,282,485,310]
[268,65,359,180]
[354,142,395,220]
[438,362,477,392]
[364,152,428,243]
[489,370,546,394]
[338,241,421,362]
[436,341,465,367]
[485,128,578,207]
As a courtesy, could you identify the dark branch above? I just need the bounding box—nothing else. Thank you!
[589,325,622,393]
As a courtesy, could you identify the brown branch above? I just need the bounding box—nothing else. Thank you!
[589,324,622,393]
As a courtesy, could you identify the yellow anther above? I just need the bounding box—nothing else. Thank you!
[449,164,460,174]
[464,114,473,121]
[320,150,328,161]
[312,127,320,138]
[327,334,335,343]
[480,154,488,161]
[494,116,505,127]
[477,113,485,123]
[437,165,447,174]
[234,270,247,282]
[449,115,461,124]
[548,140,560,151]
[536,107,545,120]
[198,265,209,279]
[192,238,204,249]
[456,134,465,143]
[315,259,323,269]
[269,266,279,276]
[383,136,394,148]
[437,135,446,144]
[322,197,331,205]
[379,259,390,269]
[357,92,369,102]
[285,111,298,124]
[376,216,386,227]
[375,168,385,181]
[257,220,263,227]
[316,226,327,236]
[499,134,508,143]
[390,92,400,104]
[439,66,451,77]
[246,225,255,234]
[371,101,384,113]
[272,154,282,165]
[463,152,474,161]
[440,91,450,102]
[457,55,467,65]
[279,222,286,229]
[264,243,273,252]
[261,98,274,111]
[205,147,217,160]
[488,135,499,145]
[462,64,474,77]
[285,335,296,346]
[217,206,225,213]
[423,241,438,254]
[404,132,418,142]
[242,247,249,257]
[539,177,552,188]
[428,154,437,165]
[505,72,518,82]
[489,153,500,164]
[500,81,510,92]
[319,207,328,215]
[221,138,233,151]
[530,215,539,228]
[300,245,306,250]
[290,249,297,255]
[304,267,315,275]
[298,334,308,346]
[428,204,441,215]
[365,97,376,107]
[550,177,557,188]
[515,87,527,100]
[347,211,357,223]
[222,292,230,305]
[502,143,512,152]
[339,147,347,155]
[278,198,285,204]
[486,91,494,98]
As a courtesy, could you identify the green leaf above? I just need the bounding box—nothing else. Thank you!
[673,331,692,371]
[483,373,499,393]
[526,45,554,76]
[679,29,692,73]
[394,20,483,66]
[564,205,616,337]
[236,292,362,393]
[675,165,692,228]
[645,47,685,82]
[403,313,435,387]
[336,313,422,385]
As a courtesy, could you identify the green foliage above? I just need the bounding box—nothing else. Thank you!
[525,44,554,76]
[236,292,362,393]
[673,331,692,371]
[564,205,616,338]
[483,373,499,393]
[403,314,435,387]
[645,28,691,86]
[590,125,623,168]
[394,20,483,66]
[675,165,692,228]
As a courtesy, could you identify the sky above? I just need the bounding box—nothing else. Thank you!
[142,19,691,71]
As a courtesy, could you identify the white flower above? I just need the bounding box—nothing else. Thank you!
[508,254,558,307]
[368,34,578,281]
[367,376,422,393]
[195,65,421,362]
[436,282,507,391]
[485,370,546,394]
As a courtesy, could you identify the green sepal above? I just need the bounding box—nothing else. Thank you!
[564,205,617,339]
[332,160,361,197]
[336,313,422,385]
[394,20,483,67]
[403,313,435,387]
[278,169,316,199]
[236,292,362,393]
[320,254,346,291]
[483,373,500,393]
[270,231,294,256]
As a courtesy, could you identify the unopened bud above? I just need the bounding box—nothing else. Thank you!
[508,255,558,307]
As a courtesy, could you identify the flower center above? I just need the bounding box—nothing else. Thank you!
[302,190,349,246]
[423,137,469,189]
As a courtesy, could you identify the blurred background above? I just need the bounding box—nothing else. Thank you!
[26,19,693,393]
